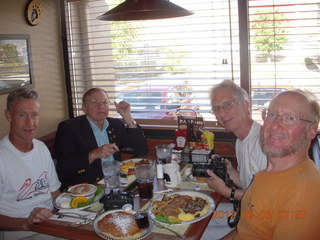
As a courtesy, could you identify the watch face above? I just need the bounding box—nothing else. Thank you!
[25,0,43,26]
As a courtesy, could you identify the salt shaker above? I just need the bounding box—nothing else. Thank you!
[156,160,164,179]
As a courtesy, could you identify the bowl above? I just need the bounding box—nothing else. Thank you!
[68,183,97,200]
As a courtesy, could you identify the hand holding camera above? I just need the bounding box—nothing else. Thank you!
[191,155,227,181]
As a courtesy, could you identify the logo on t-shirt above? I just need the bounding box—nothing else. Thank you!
[17,171,50,201]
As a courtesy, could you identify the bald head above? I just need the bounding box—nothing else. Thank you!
[271,89,320,126]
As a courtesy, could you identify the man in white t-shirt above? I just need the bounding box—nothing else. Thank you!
[0,88,61,239]
[202,80,267,240]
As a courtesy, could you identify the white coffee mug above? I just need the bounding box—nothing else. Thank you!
[163,163,182,187]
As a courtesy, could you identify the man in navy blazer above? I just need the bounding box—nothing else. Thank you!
[55,88,148,190]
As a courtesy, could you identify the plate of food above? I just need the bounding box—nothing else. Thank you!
[54,185,104,210]
[186,174,207,184]
[93,209,154,240]
[148,191,215,225]
[120,158,152,175]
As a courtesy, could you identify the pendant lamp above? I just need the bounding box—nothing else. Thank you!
[97,0,193,21]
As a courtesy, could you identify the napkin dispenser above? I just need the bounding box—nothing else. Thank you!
[99,189,134,211]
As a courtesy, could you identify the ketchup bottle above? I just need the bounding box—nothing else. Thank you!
[174,129,187,150]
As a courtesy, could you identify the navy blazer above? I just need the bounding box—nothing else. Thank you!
[55,115,148,190]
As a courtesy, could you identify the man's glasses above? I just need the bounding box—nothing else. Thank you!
[211,100,239,114]
[85,99,110,107]
[263,110,314,126]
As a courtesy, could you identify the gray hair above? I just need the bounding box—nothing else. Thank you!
[7,88,39,110]
[209,80,249,106]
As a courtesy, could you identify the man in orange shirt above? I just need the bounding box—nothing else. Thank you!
[229,89,320,239]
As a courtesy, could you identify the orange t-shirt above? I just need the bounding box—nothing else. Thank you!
[234,160,320,240]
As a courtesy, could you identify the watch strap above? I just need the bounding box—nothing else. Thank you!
[229,188,236,202]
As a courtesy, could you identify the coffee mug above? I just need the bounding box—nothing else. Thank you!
[163,163,182,187]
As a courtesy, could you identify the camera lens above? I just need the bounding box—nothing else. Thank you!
[192,163,210,178]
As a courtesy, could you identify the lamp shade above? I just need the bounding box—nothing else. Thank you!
[97,0,193,21]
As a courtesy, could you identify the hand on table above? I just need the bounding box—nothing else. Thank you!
[27,207,53,225]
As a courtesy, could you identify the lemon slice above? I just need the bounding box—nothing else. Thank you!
[70,196,88,208]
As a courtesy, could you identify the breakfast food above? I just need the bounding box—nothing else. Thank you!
[151,193,209,224]
[69,184,96,195]
[120,159,150,174]
[98,211,142,239]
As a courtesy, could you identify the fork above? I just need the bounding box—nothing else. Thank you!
[67,206,105,230]
[56,212,91,220]
[153,221,186,239]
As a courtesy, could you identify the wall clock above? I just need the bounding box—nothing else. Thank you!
[25,0,43,26]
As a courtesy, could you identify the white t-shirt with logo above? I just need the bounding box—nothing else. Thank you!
[236,121,267,189]
[0,135,61,218]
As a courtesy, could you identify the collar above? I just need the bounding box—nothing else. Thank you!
[86,116,109,131]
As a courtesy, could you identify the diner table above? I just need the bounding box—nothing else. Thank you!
[29,154,223,240]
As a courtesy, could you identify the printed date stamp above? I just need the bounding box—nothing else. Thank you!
[212,210,308,220]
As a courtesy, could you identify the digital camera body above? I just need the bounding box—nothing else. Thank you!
[191,155,227,181]
[99,188,134,211]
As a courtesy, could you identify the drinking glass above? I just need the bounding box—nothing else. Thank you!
[102,160,121,194]
[155,144,174,164]
[135,164,154,199]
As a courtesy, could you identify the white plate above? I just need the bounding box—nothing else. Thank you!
[186,174,207,184]
[148,190,215,225]
[54,191,104,210]
[93,209,154,240]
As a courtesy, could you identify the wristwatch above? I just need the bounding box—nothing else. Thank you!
[229,188,236,202]
[126,121,137,127]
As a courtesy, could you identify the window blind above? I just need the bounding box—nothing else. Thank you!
[248,0,320,122]
[63,0,240,128]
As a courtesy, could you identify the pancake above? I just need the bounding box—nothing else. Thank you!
[97,211,142,239]
[120,159,150,174]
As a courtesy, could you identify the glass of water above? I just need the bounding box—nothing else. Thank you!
[102,160,121,194]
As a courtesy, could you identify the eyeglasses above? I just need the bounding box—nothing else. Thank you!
[85,99,110,107]
[211,100,239,114]
[263,110,314,126]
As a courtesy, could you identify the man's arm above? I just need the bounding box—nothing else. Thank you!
[0,214,29,231]
[51,189,61,201]
[0,208,53,231]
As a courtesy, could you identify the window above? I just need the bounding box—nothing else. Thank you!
[62,0,320,129]
[249,0,320,122]
[63,0,240,129]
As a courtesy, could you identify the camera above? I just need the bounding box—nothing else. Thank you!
[99,188,134,211]
[192,155,227,181]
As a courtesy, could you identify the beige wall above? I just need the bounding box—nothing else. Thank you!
[0,0,68,138]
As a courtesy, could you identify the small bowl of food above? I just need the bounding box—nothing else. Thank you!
[68,183,97,200]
